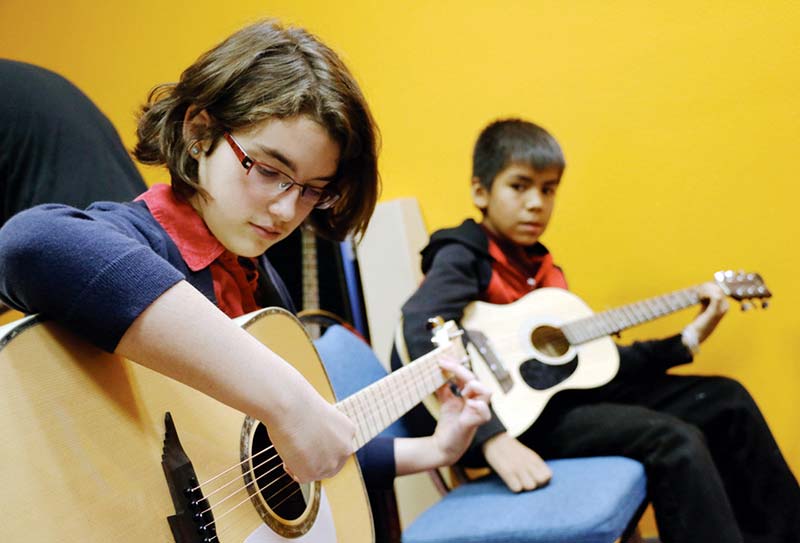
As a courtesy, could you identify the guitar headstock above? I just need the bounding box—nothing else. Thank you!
[714,270,772,309]
[428,317,470,366]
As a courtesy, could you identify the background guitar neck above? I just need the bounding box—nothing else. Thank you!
[561,285,704,345]
[336,347,449,449]
[301,226,320,313]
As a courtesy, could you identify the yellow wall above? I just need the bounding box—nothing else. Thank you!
[2,0,798,536]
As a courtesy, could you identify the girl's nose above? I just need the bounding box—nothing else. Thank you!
[267,185,302,221]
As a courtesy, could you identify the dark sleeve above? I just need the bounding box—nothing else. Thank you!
[0,204,184,352]
[392,243,506,465]
[355,436,396,490]
[0,60,146,226]
[616,334,694,379]
[400,243,488,360]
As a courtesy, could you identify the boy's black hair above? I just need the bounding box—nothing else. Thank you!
[472,118,565,189]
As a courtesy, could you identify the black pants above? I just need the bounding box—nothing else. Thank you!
[522,374,800,543]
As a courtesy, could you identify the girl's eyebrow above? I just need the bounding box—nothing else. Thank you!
[255,144,338,182]
[254,144,296,172]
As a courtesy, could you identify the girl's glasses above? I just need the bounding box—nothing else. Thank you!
[223,132,340,210]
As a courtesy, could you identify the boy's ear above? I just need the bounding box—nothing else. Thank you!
[182,106,213,151]
[471,176,489,210]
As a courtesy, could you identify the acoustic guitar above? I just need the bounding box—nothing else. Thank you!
[458,270,771,437]
[0,308,464,542]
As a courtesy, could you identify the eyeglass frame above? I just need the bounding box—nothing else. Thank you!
[222,132,340,210]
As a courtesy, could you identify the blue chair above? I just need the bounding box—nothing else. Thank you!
[315,325,648,543]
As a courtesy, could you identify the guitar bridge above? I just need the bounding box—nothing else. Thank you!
[161,412,218,543]
[465,329,514,393]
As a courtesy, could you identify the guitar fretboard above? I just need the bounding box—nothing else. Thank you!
[336,345,453,449]
[561,285,702,345]
[301,227,319,312]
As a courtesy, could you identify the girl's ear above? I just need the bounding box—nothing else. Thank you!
[471,177,489,210]
[182,106,213,152]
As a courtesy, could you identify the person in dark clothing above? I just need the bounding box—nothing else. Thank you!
[393,118,800,543]
[0,21,490,537]
[0,59,148,315]
[0,59,147,225]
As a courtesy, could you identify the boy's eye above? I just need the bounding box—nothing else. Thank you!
[510,183,527,192]
[543,186,557,195]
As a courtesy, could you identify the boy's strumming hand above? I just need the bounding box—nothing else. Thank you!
[686,282,729,345]
[482,432,552,492]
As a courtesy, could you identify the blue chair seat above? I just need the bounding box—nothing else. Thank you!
[402,456,646,543]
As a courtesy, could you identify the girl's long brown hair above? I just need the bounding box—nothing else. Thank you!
[134,20,380,240]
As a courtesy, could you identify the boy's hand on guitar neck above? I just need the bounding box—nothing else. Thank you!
[482,432,552,492]
[686,282,730,346]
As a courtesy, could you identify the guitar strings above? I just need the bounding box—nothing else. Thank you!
[187,354,449,538]
[189,444,272,493]
[191,352,444,500]
[197,450,287,513]
[199,360,445,540]
[478,290,701,349]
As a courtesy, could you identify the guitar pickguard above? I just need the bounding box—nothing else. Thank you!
[518,354,579,390]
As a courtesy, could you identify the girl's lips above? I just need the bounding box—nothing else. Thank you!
[250,223,282,240]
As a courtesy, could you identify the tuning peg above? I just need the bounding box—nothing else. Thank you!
[761,300,769,309]
[741,301,752,312]
[426,316,446,331]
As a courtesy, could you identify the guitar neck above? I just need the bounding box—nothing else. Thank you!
[301,227,320,312]
[336,347,448,449]
[561,284,704,345]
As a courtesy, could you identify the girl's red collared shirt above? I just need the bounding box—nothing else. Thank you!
[137,184,259,317]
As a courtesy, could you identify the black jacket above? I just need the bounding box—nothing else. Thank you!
[391,219,692,465]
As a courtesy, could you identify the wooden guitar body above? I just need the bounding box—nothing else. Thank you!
[0,308,372,542]
[461,288,619,437]
[457,271,769,437]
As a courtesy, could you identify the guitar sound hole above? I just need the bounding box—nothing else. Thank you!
[250,423,310,521]
[530,325,570,357]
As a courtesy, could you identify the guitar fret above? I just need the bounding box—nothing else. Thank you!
[569,327,584,345]
[620,305,637,328]
[650,298,665,317]
[360,389,379,439]
[595,314,609,336]
[370,385,386,432]
[378,380,393,426]
[628,304,642,324]
[602,312,617,334]
[612,312,624,331]
[338,343,456,450]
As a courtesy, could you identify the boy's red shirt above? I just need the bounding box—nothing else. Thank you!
[482,225,568,304]
[137,184,259,318]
